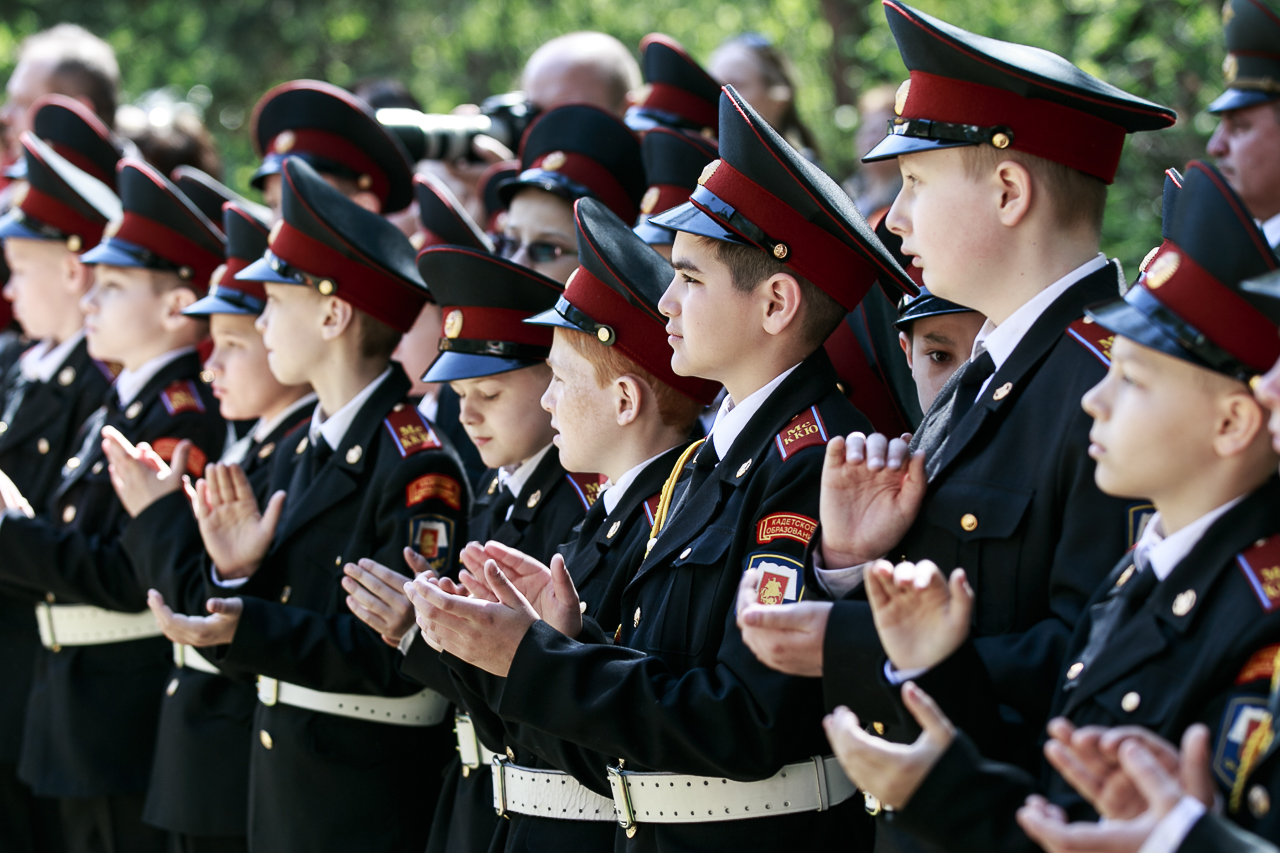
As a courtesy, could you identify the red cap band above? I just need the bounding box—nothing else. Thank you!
[901,70,1128,183]
[642,83,719,130]
[269,220,425,333]
[530,152,636,223]
[440,305,551,348]
[563,265,720,404]
[20,185,106,248]
[114,213,219,292]
[271,129,387,202]
[697,160,881,308]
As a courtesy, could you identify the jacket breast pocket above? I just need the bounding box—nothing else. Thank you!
[642,525,734,658]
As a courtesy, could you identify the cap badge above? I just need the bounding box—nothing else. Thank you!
[1224,53,1239,84]
[65,234,82,253]
[527,489,542,508]
[10,183,28,207]
[1223,0,1236,26]
[1139,245,1161,273]
[274,130,296,153]
[542,151,567,171]
[640,186,661,215]
[444,309,464,339]
[895,80,911,116]
[1145,251,1181,290]
[698,160,720,187]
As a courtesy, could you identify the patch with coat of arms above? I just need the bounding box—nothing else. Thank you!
[410,514,455,573]
[746,552,802,605]
[1213,695,1271,789]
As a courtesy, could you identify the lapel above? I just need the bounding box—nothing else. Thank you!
[1062,478,1280,716]
[271,366,409,548]
[633,350,839,583]
[502,447,568,531]
[244,406,312,478]
[0,340,102,449]
[930,262,1123,480]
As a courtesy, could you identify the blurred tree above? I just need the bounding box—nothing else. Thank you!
[0,0,1227,267]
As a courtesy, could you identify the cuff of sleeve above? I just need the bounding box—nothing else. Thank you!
[210,565,249,589]
[1135,796,1207,853]
[884,660,930,685]
[398,629,417,656]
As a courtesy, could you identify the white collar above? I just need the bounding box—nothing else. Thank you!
[20,329,85,383]
[602,450,668,515]
[1260,213,1280,249]
[116,346,196,407]
[308,367,392,450]
[972,254,1109,371]
[709,364,802,461]
[417,388,440,424]
[500,443,553,498]
[252,392,318,443]
[1133,497,1244,582]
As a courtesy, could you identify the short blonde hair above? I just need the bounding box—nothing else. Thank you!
[959,145,1107,233]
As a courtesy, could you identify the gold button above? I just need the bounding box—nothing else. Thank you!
[1250,784,1271,818]
[258,442,275,459]
[992,131,1011,149]
[633,607,641,627]
[92,461,103,474]
[200,370,215,384]
[526,489,541,509]
[335,555,342,565]
[166,678,179,696]
[579,601,588,614]
[317,279,336,296]
[1171,589,1196,617]
[66,457,81,469]
[506,746,515,761]
[58,366,76,386]
[607,520,621,539]
[65,234,82,253]
[736,460,751,478]
[1121,691,1141,713]
[960,513,978,532]
[394,403,405,412]
[280,585,292,604]
[260,730,274,749]
[872,721,885,735]
[62,505,76,523]
[679,547,692,560]
[37,438,49,454]
[126,401,143,419]
[461,765,470,778]
[0,422,7,434]
[296,437,309,454]
[345,445,362,465]
[992,382,1013,401]
[1066,662,1084,680]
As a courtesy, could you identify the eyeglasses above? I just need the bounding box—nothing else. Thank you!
[493,234,570,265]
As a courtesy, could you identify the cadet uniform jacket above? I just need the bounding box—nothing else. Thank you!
[0,350,224,797]
[491,348,875,853]
[206,364,470,853]
[822,263,1135,749]
[881,476,1280,852]
[0,337,114,766]
[120,404,310,837]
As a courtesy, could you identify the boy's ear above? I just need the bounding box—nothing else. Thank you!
[993,160,1034,228]
[319,295,356,342]
[760,272,803,337]
[614,373,645,427]
[898,330,913,367]
[160,285,199,330]
[1215,389,1268,459]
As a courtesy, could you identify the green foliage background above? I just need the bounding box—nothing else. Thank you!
[0,0,1227,268]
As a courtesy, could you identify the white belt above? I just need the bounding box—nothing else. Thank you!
[608,755,857,835]
[256,676,449,727]
[493,759,617,822]
[172,643,220,674]
[455,712,501,776]
[35,603,163,650]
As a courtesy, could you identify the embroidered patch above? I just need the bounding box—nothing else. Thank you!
[1066,318,1114,366]
[151,437,208,478]
[1214,695,1271,788]
[1127,503,1155,549]
[160,380,206,415]
[746,552,803,605]
[642,492,662,527]
[1236,645,1280,685]
[774,406,829,461]
[756,512,817,545]
[565,472,608,510]
[406,474,462,509]
[1237,534,1280,612]
[384,407,442,457]
[410,514,455,573]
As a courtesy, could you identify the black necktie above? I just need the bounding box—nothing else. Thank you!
[947,350,996,433]
[292,435,332,496]
[1064,555,1159,690]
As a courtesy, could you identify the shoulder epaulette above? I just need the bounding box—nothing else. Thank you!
[1065,318,1113,367]
[160,379,206,415]
[384,403,442,457]
[1237,534,1280,612]
[642,492,662,527]
[774,405,829,461]
[565,472,607,510]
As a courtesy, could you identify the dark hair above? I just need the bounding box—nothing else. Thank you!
[719,33,820,159]
[122,110,223,180]
[355,310,403,360]
[19,24,119,125]
[352,78,423,111]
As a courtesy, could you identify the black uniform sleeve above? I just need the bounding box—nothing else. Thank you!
[1180,814,1280,853]
[121,490,208,615]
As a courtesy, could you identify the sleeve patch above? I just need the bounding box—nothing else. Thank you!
[406,474,462,509]
[1213,695,1272,790]
[384,407,442,457]
[642,492,662,527]
[1066,319,1113,367]
[152,437,208,478]
[756,512,817,545]
[160,380,206,415]
[746,552,803,605]
[774,405,829,461]
[1237,534,1280,612]
[1236,645,1280,685]
[410,514,455,573]
[565,472,607,510]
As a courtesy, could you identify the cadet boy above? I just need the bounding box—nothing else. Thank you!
[107,201,313,852]
[408,86,913,852]
[893,287,983,411]
[0,114,119,853]
[152,157,467,853]
[738,0,1179,768]
[0,156,227,853]
[822,160,1280,853]
[632,126,719,259]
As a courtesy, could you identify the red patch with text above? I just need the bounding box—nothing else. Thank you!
[774,406,829,461]
[566,472,607,510]
[151,437,208,478]
[1238,534,1280,612]
[756,512,817,545]
[406,474,462,509]
[160,380,206,415]
[642,492,662,527]
[1237,644,1280,685]
[1065,319,1114,367]
[384,407,442,457]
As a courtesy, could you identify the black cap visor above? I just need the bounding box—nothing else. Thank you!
[647,200,750,245]
[423,351,543,383]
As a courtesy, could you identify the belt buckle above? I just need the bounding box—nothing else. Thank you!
[257,675,279,706]
[607,764,637,837]
[491,754,509,818]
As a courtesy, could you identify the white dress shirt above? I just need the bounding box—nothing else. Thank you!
[308,367,392,450]
[115,346,196,406]
[19,330,85,383]
[1261,212,1280,250]
[221,393,318,466]
[601,450,668,516]
[707,364,801,461]
[496,443,554,521]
